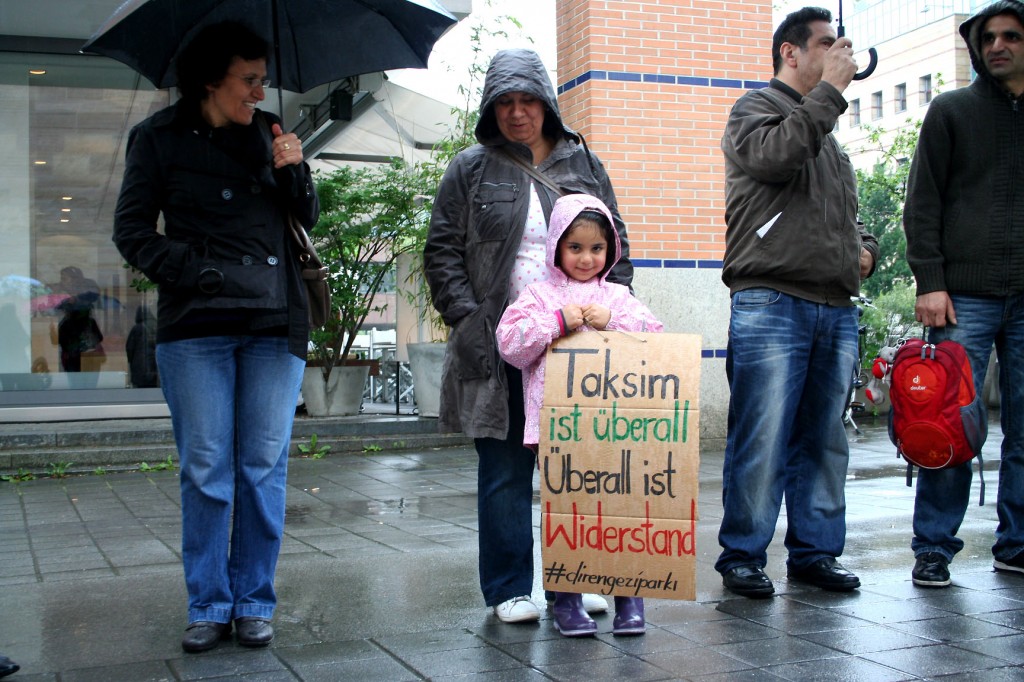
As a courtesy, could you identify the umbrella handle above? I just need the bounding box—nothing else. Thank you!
[853,47,878,81]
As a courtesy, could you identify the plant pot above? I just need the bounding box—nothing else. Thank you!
[407,342,446,418]
[301,364,370,417]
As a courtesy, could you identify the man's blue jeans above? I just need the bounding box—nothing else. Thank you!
[716,289,859,574]
[157,335,305,624]
[913,293,1024,563]
[475,363,536,607]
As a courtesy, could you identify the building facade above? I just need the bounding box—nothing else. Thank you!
[0,1,466,423]
[2,0,985,443]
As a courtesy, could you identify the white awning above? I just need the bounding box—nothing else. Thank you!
[308,79,457,173]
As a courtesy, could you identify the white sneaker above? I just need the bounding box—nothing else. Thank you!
[545,593,609,614]
[581,593,609,614]
[492,596,540,623]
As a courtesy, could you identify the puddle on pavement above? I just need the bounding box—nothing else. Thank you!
[337,498,415,515]
[287,492,477,521]
[285,504,312,520]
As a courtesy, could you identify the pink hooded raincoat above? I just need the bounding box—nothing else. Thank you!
[496,194,663,447]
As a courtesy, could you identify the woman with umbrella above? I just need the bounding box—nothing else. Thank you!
[112,21,318,653]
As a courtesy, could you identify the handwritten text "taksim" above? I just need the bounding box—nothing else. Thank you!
[551,347,681,400]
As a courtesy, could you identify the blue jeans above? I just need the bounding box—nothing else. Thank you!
[716,289,858,574]
[913,293,1024,563]
[157,335,305,624]
[475,363,537,606]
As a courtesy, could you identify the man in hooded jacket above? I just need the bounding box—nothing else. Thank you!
[424,48,632,623]
[903,0,1024,588]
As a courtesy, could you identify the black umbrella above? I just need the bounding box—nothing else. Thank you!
[81,0,457,95]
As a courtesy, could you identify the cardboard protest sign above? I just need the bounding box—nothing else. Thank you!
[540,332,701,600]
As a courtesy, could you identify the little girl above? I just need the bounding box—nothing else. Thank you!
[496,194,663,637]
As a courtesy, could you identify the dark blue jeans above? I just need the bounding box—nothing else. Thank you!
[913,293,1024,563]
[475,363,537,607]
[716,289,859,574]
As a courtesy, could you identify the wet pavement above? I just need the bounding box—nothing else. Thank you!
[2,416,1023,681]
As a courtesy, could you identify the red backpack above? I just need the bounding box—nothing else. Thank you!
[887,338,989,502]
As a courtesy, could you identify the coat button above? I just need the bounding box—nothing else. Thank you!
[267,256,279,266]
[221,189,233,200]
[242,255,254,265]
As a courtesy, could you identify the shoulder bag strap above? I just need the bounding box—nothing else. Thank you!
[498,146,566,196]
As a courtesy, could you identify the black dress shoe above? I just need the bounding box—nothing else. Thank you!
[181,621,231,653]
[788,557,861,592]
[235,618,274,647]
[0,654,20,678]
[722,565,775,598]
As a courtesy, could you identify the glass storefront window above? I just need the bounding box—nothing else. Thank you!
[0,52,169,407]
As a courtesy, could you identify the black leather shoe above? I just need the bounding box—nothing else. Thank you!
[722,565,775,598]
[235,618,274,647]
[181,621,231,653]
[788,557,861,592]
[0,655,20,678]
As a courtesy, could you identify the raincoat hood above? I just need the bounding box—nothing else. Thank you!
[475,48,580,146]
[545,194,620,284]
[959,0,1024,83]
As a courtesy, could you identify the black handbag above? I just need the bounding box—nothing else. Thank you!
[287,214,330,329]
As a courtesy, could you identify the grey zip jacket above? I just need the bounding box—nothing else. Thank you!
[424,48,632,439]
[721,79,878,305]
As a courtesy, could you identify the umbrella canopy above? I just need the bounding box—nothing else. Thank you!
[81,0,458,94]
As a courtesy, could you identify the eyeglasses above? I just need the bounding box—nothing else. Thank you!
[229,73,271,89]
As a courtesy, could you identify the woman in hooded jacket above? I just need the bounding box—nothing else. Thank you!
[424,48,634,624]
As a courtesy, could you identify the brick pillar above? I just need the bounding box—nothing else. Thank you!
[555,0,774,262]
[553,0,776,445]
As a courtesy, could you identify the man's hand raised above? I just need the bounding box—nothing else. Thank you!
[821,36,858,93]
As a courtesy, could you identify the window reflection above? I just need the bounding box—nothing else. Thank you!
[0,52,168,394]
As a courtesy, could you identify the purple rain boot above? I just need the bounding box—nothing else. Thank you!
[613,597,646,635]
[552,591,597,637]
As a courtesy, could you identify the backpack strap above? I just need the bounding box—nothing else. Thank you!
[976,455,985,506]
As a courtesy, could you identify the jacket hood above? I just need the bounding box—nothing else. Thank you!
[475,48,579,146]
[546,194,620,284]
[959,0,1024,83]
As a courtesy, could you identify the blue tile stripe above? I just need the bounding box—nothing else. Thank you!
[632,259,724,269]
[558,70,768,95]
[701,349,729,359]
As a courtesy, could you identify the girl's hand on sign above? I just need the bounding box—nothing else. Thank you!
[581,303,611,330]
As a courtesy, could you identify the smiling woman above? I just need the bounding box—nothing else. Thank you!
[201,59,268,127]
[110,21,320,654]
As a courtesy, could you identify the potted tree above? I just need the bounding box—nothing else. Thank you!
[303,160,431,416]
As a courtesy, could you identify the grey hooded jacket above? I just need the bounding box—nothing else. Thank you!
[903,0,1024,297]
[424,48,632,439]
